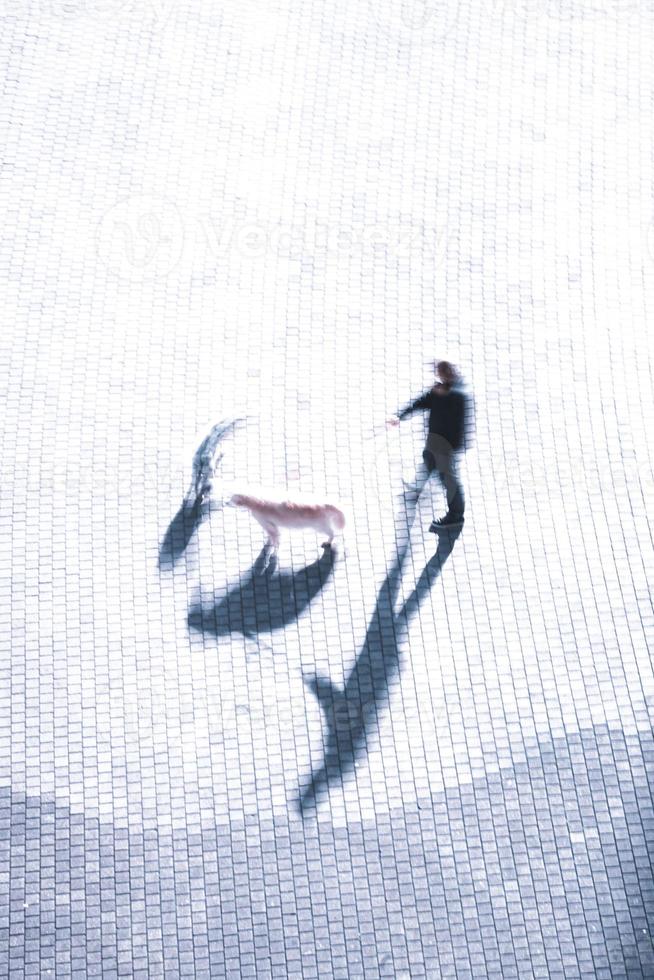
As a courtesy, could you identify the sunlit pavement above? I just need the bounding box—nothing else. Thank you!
[1,1,654,976]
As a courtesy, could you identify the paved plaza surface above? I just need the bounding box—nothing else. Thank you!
[1,0,654,976]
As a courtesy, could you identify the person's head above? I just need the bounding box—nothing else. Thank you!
[436,360,458,385]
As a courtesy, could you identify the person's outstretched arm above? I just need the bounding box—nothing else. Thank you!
[386,391,431,427]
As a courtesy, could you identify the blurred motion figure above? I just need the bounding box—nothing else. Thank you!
[387,360,471,531]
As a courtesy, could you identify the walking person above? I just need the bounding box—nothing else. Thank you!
[387,361,471,531]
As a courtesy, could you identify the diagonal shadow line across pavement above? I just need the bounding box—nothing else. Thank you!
[299,501,460,813]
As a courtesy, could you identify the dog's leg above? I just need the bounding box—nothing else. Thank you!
[266,522,280,554]
[259,520,280,571]
[253,516,278,549]
[321,521,335,549]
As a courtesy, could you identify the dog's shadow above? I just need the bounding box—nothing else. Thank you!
[188,547,336,640]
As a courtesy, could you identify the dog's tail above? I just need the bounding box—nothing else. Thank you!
[325,505,346,531]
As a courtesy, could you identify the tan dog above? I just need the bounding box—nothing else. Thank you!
[229,493,346,566]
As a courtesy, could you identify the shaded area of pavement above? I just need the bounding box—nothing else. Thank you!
[2,723,652,978]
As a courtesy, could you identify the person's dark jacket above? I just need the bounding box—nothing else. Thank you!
[398,384,470,452]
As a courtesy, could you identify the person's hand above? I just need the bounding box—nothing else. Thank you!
[386,416,400,428]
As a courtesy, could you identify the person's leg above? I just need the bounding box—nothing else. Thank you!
[434,451,464,522]
[403,448,434,496]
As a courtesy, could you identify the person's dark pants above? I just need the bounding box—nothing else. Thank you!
[422,445,464,521]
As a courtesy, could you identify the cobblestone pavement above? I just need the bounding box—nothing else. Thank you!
[1,0,654,976]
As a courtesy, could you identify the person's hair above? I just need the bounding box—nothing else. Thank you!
[436,360,459,383]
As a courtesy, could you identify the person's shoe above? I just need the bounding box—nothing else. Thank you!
[429,515,464,532]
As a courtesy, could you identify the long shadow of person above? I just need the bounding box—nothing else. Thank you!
[187,547,336,640]
[299,526,460,813]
